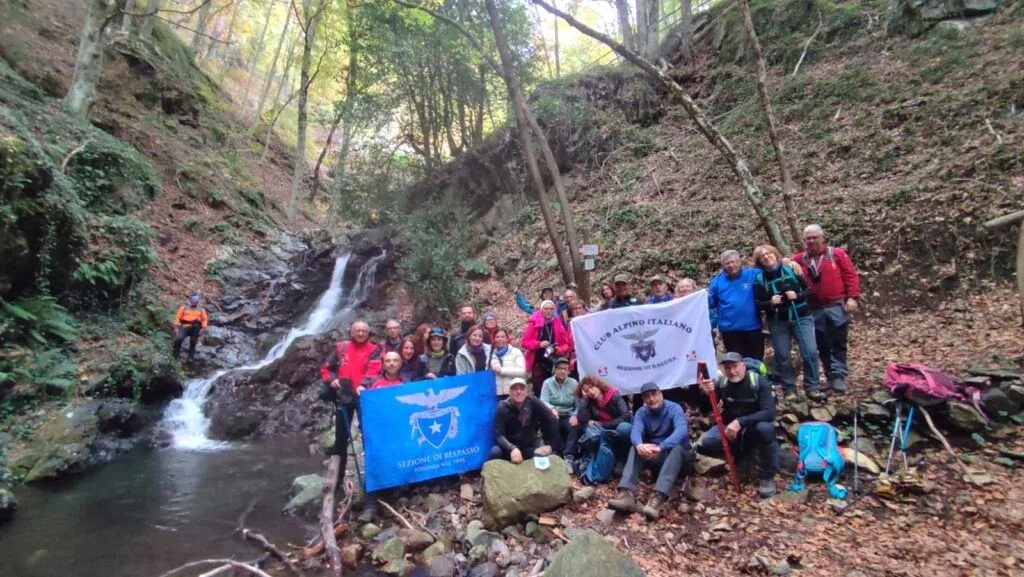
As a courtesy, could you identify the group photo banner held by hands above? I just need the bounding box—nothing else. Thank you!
[571,290,718,393]
[359,371,497,492]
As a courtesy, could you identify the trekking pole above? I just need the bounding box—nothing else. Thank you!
[899,404,915,471]
[884,402,903,475]
[700,362,741,494]
[339,403,364,490]
[852,391,860,495]
[787,300,817,397]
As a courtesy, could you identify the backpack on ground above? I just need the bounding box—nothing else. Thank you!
[789,422,847,499]
[577,424,615,485]
[882,363,989,420]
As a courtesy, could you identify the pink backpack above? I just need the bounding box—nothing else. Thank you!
[882,363,989,421]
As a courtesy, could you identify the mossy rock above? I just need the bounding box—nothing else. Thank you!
[18,402,102,483]
[545,530,644,577]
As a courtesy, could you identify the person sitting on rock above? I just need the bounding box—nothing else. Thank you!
[421,328,456,379]
[696,352,779,499]
[608,382,692,521]
[647,275,673,304]
[488,328,528,399]
[173,293,208,362]
[540,358,579,468]
[455,325,492,375]
[319,321,383,492]
[449,305,477,356]
[490,377,562,462]
[481,312,500,346]
[381,319,403,354]
[397,338,428,382]
[575,376,633,461]
[367,351,408,389]
[521,300,570,396]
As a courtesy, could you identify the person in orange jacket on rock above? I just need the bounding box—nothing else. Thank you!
[173,294,208,362]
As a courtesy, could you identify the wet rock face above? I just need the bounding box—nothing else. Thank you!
[205,335,336,440]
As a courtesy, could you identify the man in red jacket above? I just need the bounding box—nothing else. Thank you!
[319,320,383,486]
[793,224,861,394]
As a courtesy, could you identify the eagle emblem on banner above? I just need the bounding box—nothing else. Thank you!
[623,329,659,363]
[396,386,468,449]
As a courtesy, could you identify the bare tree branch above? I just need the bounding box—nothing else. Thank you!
[791,10,824,77]
[156,559,273,577]
[123,0,222,18]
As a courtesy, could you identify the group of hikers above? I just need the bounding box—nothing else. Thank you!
[310,224,862,522]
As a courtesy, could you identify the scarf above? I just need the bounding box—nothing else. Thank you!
[470,345,487,371]
[429,350,446,359]
[594,388,617,423]
[492,345,509,366]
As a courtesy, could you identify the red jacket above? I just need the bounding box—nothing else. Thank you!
[367,374,406,389]
[320,340,383,395]
[792,247,862,307]
[521,311,570,370]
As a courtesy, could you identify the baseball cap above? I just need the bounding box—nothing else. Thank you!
[554,357,570,367]
[720,352,744,364]
[613,273,631,284]
[429,327,446,338]
[509,377,528,389]
[640,382,660,394]
[649,275,668,285]
[188,294,201,304]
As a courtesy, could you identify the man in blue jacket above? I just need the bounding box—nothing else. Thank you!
[606,382,691,521]
[708,249,765,360]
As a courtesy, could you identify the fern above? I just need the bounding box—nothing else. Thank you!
[0,296,78,346]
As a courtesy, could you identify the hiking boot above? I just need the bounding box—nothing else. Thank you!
[828,376,848,394]
[565,457,576,475]
[758,478,777,499]
[783,391,798,403]
[607,489,636,512]
[806,389,826,403]
[641,491,667,521]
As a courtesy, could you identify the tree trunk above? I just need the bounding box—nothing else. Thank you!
[288,0,325,222]
[638,0,660,60]
[484,0,574,288]
[256,10,292,120]
[273,32,298,109]
[680,0,694,63]
[138,0,160,38]
[615,0,636,52]
[207,0,242,59]
[531,0,791,253]
[738,0,802,248]
[65,0,118,119]
[552,0,560,77]
[242,1,274,109]
[311,108,342,201]
[190,0,215,54]
[121,0,135,35]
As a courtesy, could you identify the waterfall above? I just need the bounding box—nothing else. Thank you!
[161,252,381,451]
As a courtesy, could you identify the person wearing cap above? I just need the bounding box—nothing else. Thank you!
[490,377,562,462]
[421,328,456,379]
[173,294,209,362]
[481,312,500,346]
[540,358,580,470]
[488,328,527,398]
[697,352,779,498]
[607,382,691,521]
[521,299,570,396]
[604,274,640,310]
[381,319,403,354]
[647,276,673,304]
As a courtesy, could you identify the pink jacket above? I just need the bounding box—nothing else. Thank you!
[521,311,571,369]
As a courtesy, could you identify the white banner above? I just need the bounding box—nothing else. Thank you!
[571,290,718,394]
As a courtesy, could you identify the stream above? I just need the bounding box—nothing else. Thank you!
[0,252,387,577]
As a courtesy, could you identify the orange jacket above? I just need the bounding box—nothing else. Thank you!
[175,305,208,328]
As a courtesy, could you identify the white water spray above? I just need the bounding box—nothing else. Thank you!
[161,252,385,451]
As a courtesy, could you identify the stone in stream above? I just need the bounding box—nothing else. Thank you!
[470,562,500,577]
[544,530,644,577]
[341,543,364,566]
[480,457,571,529]
[282,474,327,516]
[468,544,489,567]
[399,527,435,552]
[426,492,449,510]
[460,483,475,501]
[420,541,446,562]
[427,555,458,577]
[0,486,17,523]
[361,523,382,540]
[372,537,406,566]
[465,519,502,550]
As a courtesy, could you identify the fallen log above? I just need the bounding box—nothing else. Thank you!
[320,455,343,576]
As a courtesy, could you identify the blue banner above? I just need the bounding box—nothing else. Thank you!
[359,371,497,492]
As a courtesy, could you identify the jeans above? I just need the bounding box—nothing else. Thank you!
[489,442,540,461]
[811,304,849,379]
[618,444,692,496]
[768,316,819,392]
[720,329,765,361]
[173,323,202,359]
[557,416,580,458]
[698,421,779,480]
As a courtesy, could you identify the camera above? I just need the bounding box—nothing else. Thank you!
[543,345,556,360]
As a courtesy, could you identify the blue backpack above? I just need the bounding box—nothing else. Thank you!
[790,422,847,499]
[577,424,615,485]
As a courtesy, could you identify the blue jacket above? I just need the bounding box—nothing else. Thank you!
[647,293,673,304]
[516,294,566,317]
[630,400,689,451]
[708,267,762,332]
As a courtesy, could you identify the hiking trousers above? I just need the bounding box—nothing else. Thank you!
[811,304,849,379]
[332,402,359,485]
[720,329,765,361]
[618,444,692,496]
[768,316,819,392]
[698,421,780,480]
[557,415,580,459]
[173,323,202,359]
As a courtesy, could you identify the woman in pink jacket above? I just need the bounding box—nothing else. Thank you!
[521,300,571,396]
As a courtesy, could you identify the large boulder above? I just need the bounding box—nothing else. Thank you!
[544,530,644,577]
[283,474,328,516]
[0,486,17,523]
[887,0,998,36]
[480,456,571,529]
[15,402,101,483]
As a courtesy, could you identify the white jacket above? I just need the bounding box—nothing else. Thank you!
[488,346,528,396]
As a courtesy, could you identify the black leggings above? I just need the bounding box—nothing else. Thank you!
[173,323,202,359]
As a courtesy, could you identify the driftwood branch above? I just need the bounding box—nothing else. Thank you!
[377,498,415,530]
[241,528,303,577]
[791,10,824,77]
[60,140,91,174]
[157,559,273,577]
[983,210,1024,230]
[917,406,968,474]
[320,455,343,576]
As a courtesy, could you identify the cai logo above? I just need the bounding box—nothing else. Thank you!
[396,386,468,449]
[622,329,659,362]
[685,350,698,361]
